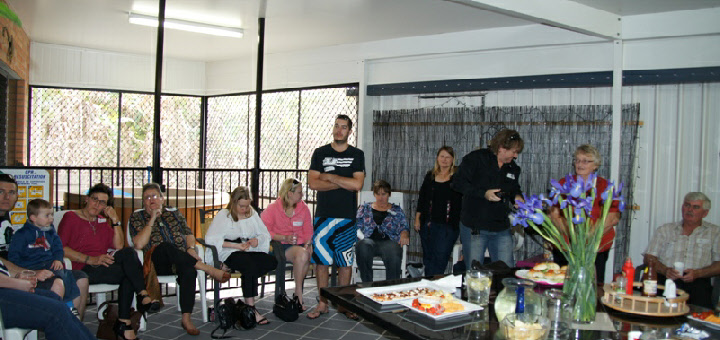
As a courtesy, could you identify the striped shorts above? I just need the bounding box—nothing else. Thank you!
[311,217,357,267]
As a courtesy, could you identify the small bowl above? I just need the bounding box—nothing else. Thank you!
[418,295,441,305]
[500,313,550,340]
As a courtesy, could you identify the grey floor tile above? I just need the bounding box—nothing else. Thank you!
[340,331,383,340]
[38,275,394,340]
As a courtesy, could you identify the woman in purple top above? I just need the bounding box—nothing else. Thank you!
[355,180,409,283]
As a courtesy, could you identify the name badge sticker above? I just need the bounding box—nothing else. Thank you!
[98,218,107,223]
[506,173,516,180]
[292,221,303,227]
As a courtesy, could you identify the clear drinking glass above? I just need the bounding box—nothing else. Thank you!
[466,269,492,305]
[20,270,36,282]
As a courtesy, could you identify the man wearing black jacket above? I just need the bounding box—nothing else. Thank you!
[454,129,524,268]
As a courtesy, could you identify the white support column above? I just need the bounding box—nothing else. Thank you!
[358,60,373,191]
[607,39,623,283]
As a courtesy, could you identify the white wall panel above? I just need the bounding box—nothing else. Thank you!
[30,42,205,95]
[624,35,720,71]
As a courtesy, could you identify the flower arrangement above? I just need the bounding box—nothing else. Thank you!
[511,173,625,323]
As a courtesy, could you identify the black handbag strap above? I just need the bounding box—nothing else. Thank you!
[210,325,231,339]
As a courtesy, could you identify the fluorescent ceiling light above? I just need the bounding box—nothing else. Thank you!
[128,12,243,38]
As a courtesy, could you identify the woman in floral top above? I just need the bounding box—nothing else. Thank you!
[129,183,229,336]
[355,180,409,283]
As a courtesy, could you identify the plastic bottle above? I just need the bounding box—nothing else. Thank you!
[622,257,635,295]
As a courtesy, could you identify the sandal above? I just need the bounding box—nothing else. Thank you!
[257,317,270,325]
[307,306,329,319]
[137,292,152,314]
[342,311,360,321]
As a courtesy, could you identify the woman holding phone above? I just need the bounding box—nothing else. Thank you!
[58,183,151,340]
[205,186,277,325]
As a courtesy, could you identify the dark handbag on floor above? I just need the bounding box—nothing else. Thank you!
[211,298,237,339]
[234,299,258,330]
[273,291,299,322]
[96,302,142,340]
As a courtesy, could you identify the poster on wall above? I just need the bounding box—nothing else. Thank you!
[0,169,50,251]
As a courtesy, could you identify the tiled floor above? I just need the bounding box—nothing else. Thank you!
[64,277,400,340]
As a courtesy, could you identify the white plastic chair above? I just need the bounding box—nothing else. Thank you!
[0,297,37,340]
[1,323,37,340]
[53,210,121,322]
[352,191,408,283]
[126,208,208,323]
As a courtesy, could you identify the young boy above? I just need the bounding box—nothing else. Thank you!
[8,199,83,316]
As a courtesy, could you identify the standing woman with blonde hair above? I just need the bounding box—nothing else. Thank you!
[415,146,463,276]
[205,186,278,325]
[261,178,313,311]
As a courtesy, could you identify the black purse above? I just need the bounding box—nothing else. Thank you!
[211,298,237,339]
[273,291,299,322]
[234,299,258,330]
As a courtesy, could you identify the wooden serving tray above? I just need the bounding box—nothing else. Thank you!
[601,282,689,317]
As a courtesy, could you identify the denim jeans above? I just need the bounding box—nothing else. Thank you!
[419,222,459,276]
[459,222,514,269]
[0,287,97,340]
[355,238,402,282]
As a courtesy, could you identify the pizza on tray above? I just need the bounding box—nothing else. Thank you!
[370,287,440,302]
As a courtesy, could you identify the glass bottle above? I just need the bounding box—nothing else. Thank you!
[642,261,658,297]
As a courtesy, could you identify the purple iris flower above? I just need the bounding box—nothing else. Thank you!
[618,196,626,212]
[568,196,593,215]
[530,212,545,225]
[571,213,585,225]
[568,179,584,198]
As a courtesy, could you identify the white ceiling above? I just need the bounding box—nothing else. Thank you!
[7,0,720,62]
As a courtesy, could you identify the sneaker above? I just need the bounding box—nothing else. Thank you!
[71,307,81,320]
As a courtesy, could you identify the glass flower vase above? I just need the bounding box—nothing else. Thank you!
[562,261,597,323]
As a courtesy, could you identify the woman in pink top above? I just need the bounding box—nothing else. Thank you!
[261,178,312,310]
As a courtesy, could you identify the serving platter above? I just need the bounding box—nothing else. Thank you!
[356,280,451,305]
[397,298,483,320]
[687,315,720,330]
[515,269,564,286]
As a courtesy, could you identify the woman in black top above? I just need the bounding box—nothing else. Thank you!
[414,146,463,276]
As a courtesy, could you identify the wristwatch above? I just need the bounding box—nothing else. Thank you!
[112,221,121,226]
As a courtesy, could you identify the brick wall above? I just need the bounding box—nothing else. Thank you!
[0,0,30,165]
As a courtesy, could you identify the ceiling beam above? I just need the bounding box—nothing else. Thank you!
[450,0,621,40]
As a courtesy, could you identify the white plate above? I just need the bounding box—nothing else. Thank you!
[356,280,452,305]
[688,315,720,330]
[397,297,484,320]
[515,269,564,286]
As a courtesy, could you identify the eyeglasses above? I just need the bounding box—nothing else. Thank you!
[143,194,160,201]
[574,159,595,165]
[88,196,108,206]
